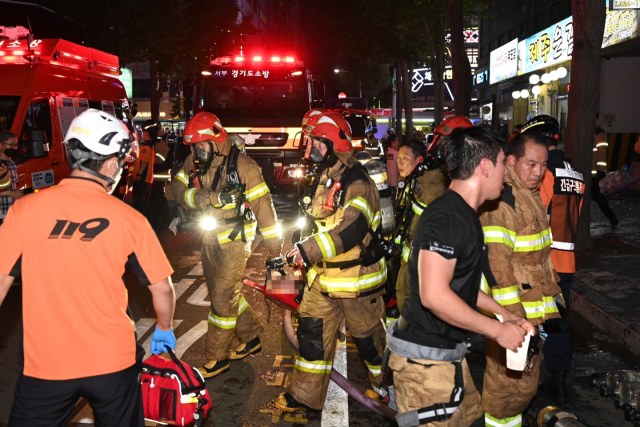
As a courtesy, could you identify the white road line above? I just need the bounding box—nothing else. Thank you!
[141,320,183,359]
[135,318,157,339]
[188,263,203,276]
[322,324,348,427]
[173,320,208,358]
[187,283,211,306]
[174,278,196,301]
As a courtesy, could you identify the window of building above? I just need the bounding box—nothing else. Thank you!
[535,9,551,32]
[551,1,571,22]
[498,34,506,46]
[509,28,516,41]
[481,45,489,59]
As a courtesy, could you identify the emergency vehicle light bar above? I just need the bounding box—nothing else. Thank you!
[212,55,303,67]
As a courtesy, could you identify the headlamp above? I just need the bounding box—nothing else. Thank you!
[200,217,217,231]
[297,217,306,229]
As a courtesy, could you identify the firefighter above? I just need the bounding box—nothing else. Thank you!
[132,121,156,222]
[364,128,384,160]
[172,112,283,378]
[393,116,473,313]
[592,127,618,227]
[479,131,563,427]
[527,115,584,403]
[275,111,387,412]
[150,128,172,228]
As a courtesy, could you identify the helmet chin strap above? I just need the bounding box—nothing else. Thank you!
[71,149,119,186]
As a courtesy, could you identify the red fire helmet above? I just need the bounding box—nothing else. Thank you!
[183,112,227,144]
[304,111,353,153]
[429,115,474,153]
[301,108,326,131]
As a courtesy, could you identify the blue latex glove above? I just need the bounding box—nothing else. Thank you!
[150,326,176,355]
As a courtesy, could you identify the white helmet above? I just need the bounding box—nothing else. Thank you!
[64,109,132,159]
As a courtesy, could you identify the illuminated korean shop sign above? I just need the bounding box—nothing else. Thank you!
[489,38,518,84]
[211,69,273,78]
[523,16,574,74]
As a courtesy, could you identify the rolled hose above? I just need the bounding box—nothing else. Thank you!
[283,310,398,421]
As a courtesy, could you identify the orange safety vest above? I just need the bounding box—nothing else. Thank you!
[540,162,584,273]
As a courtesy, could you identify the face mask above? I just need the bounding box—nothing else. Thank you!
[195,147,211,162]
[309,147,325,163]
[4,148,17,158]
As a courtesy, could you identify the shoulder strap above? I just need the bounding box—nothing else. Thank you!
[338,163,370,205]
[226,144,241,185]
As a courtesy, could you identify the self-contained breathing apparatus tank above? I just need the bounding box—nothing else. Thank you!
[363,159,395,237]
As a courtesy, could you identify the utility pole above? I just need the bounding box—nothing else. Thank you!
[391,67,397,132]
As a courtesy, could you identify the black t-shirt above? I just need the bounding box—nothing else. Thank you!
[400,190,485,344]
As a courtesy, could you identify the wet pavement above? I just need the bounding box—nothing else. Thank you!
[0,193,640,426]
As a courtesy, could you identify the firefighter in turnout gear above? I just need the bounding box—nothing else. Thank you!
[393,117,473,312]
[173,112,282,379]
[479,132,563,426]
[150,129,172,228]
[275,111,388,412]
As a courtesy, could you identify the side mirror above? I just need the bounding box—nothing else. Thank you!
[25,131,49,159]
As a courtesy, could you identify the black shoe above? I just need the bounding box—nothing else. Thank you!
[539,370,570,404]
[230,336,262,360]
[274,392,317,413]
[198,359,230,379]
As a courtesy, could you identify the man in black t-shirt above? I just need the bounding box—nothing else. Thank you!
[386,127,535,427]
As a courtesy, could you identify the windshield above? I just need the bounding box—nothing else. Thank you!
[0,96,20,132]
[199,68,309,127]
[343,114,370,139]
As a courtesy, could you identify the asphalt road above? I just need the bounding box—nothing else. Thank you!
[0,192,639,426]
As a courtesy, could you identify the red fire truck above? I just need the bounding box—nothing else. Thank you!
[0,26,133,194]
[194,53,328,186]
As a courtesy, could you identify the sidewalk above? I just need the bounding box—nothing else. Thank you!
[573,198,640,358]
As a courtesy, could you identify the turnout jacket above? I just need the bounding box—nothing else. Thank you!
[479,166,562,326]
[395,168,448,265]
[172,136,282,255]
[297,156,387,299]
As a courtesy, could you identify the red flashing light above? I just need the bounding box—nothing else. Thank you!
[235,56,244,62]
[271,56,280,62]
[253,56,262,62]
[338,92,347,99]
[285,57,294,63]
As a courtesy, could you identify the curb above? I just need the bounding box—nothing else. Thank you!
[571,279,640,358]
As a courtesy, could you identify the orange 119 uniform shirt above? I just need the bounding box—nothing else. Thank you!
[0,177,173,380]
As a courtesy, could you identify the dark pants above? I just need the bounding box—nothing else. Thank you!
[543,272,573,371]
[591,174,618,225]
[132,182,152,223]
[9,364,144,427]
[150,181,171,227]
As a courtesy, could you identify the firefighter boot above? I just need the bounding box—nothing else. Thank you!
[539,370,570,404]
[198,359,230,379]
[274,392,317,413]
[230,336,262,360]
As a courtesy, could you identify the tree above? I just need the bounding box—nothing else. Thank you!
[422,0,450,124]
[564,0,607,251]
[449,0,472,116]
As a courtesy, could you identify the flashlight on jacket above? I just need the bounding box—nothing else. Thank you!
[200,217,217,231]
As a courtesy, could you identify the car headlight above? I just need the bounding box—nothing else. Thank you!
[288,168,304,178]
[200,217,217,231]
[297,217,306,229]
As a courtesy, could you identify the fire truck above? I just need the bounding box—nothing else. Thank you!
[194,54,328,186]
[324,96,377,148]
[0,26,133,194]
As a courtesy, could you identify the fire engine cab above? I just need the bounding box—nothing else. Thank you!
[0,26,132,192]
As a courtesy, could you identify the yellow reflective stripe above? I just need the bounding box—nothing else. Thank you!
[372,212,381,231]
[365,363,382,377]
[307,267,318,284]
[485,413,522,427]
[344,197,373,225]
[238,296,248,316]
[522,300,546,319]
[483,226,516,248]
[155,152,166,161]
[245,182,270,202]
[318,260,387,293]
[596,142,609,148]
[401,242,410,263]
[597,161,607,166]
[492,285,521,306]
[0,181,11,189]
[314,232,336,259]
[411,201,425,215]
[176,170,189,186]
[207,311,237,329]
[260,225,279,240]
[294,356,333,374]
[184,188,197,209]
[543,296,559,314]
[217,222,257,244]
[153,173,171,181]
[514,228,552,252]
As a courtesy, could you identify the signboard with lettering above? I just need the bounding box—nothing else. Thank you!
[490,38,518,84]
[473,69,490,86]
[610,0,640,9]
[523,16,573,74]
[603,3,639,47]
[119,68,133,98]
[211,69,272,78]
[411,68,454,102]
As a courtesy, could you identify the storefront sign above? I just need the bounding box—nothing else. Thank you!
[119,68,133,98]
[603,3,640,47]
[523,16,573,74]
[473,68,489,86]
[610,0,640,9]
[411,68,454,102]
[490,38,518,84]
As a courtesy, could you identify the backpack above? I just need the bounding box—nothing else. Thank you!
[141,349,212,426]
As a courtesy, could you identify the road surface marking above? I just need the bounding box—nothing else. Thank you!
[174,278,196,301]
[259,408,281,423]
[187,283,211,306]
[321,325,348,427]
[188,263,203,276]
[135,318,157,339]
[285,413,308,423]
[173,320,207,358]
[274,355,292,367]
[266,371,286,386]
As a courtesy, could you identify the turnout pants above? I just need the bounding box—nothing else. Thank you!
[482,337,541,426]
[202,239,264,361]
[287,281,386,410]
[389,353,482,427]
[9,364,143,427]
